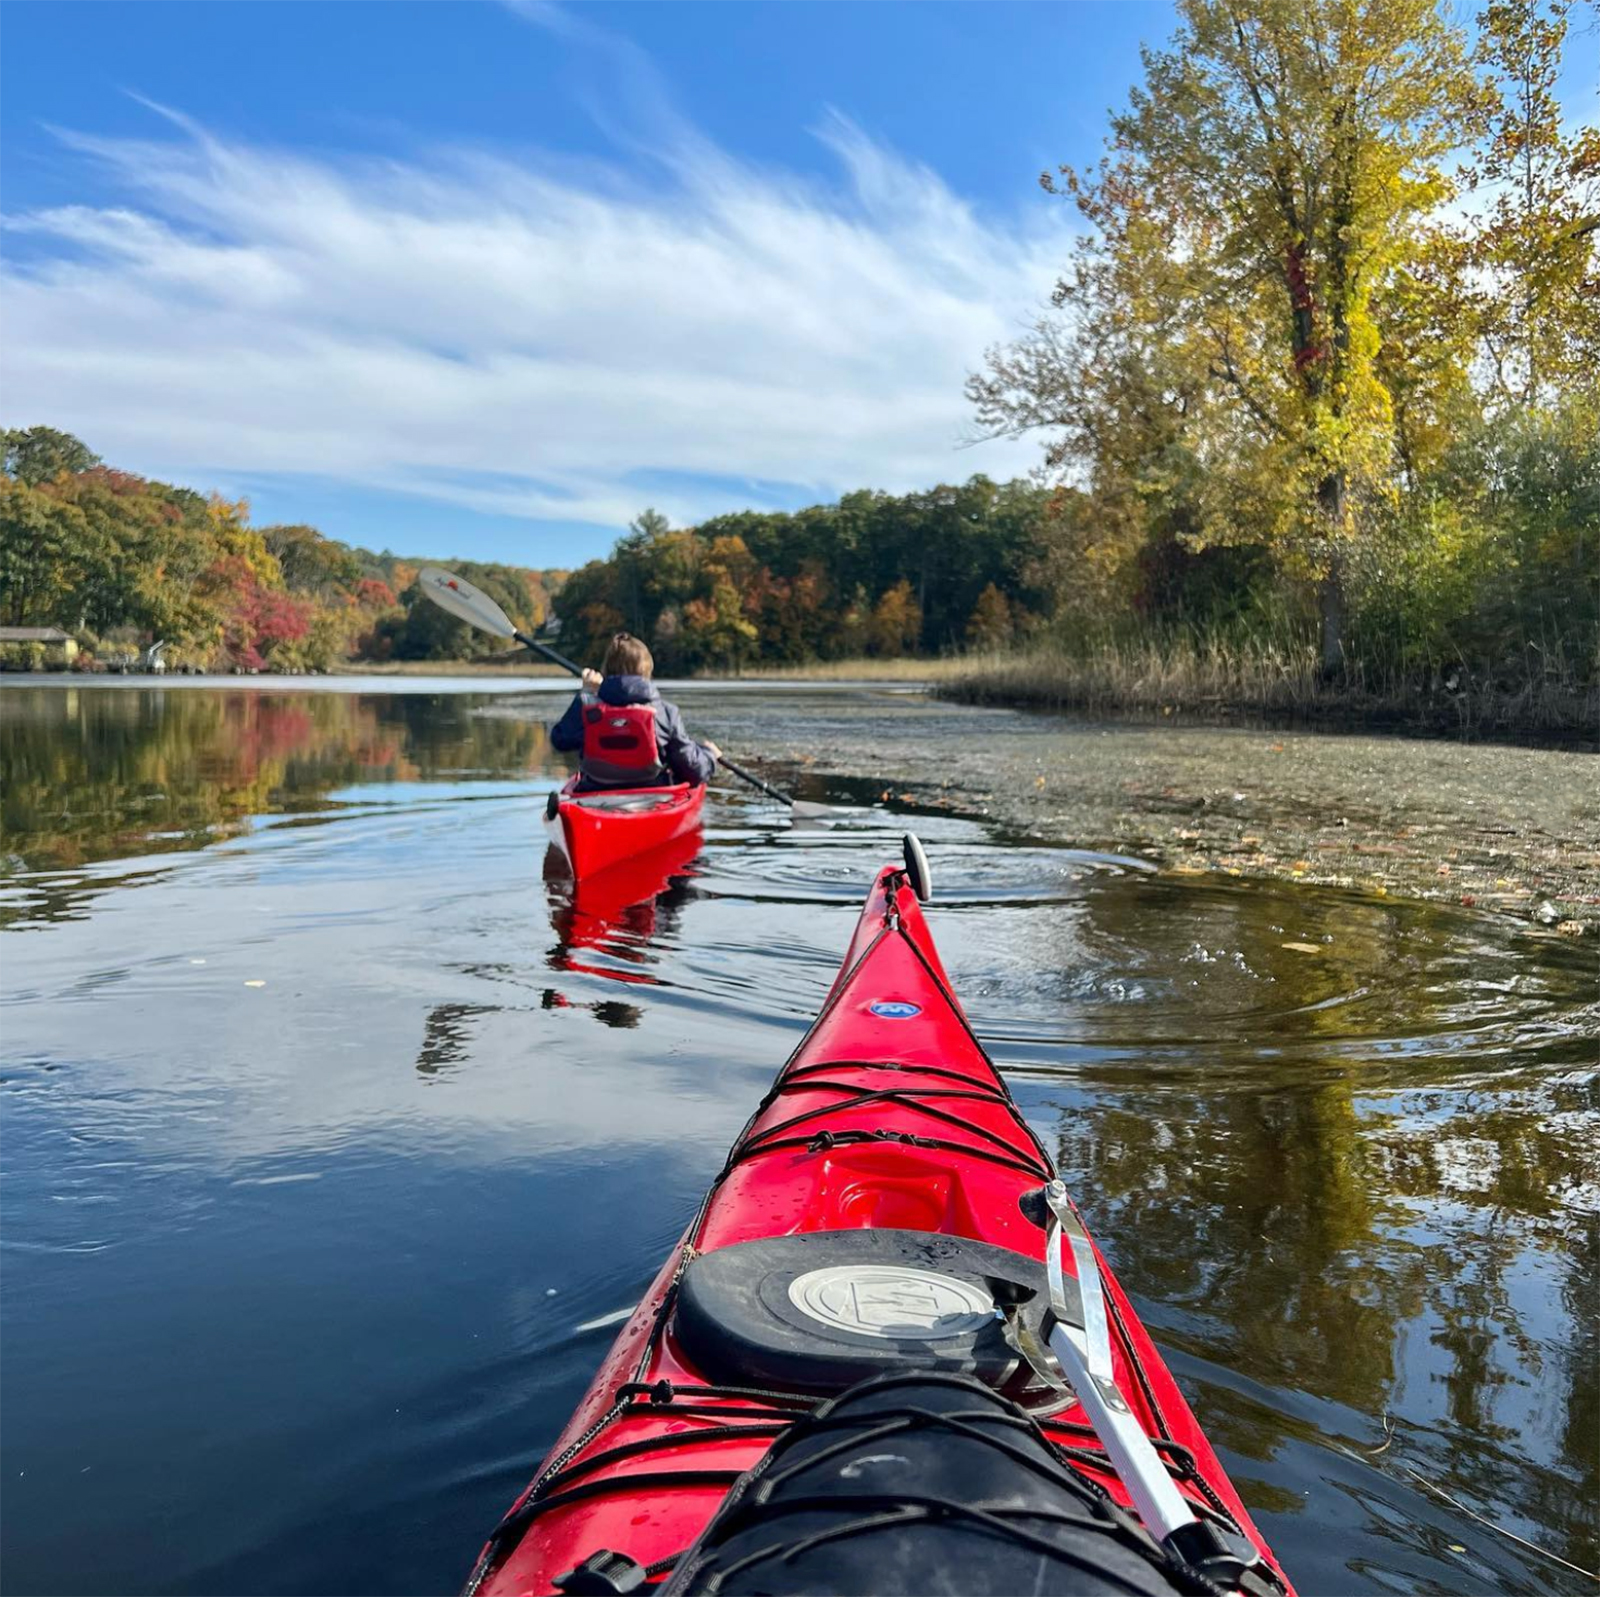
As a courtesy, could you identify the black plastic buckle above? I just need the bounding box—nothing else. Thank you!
[1163,1519,1261,1587]
[552,1548,647,1594]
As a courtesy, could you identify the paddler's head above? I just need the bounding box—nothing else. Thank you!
[603,633,654,680]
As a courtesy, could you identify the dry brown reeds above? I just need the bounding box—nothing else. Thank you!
[944,633,1598,741]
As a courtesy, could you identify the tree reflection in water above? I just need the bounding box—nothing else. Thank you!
[1008,873,1598,1587]
[0,686,550,926]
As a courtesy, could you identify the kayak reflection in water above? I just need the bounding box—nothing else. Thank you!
[544,832,701,986]
[549,632,721,792]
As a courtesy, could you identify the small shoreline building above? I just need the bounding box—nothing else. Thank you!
[0,626,79,669]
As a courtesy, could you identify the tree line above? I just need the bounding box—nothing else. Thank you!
[552,479,1057,672]
[0,427,1060,677]
[969,0,1596,693]
[0,427,560,671]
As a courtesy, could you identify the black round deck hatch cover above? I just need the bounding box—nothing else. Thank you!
[673,1228,1073,1399]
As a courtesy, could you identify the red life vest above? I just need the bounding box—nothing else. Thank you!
[579,698,667,786]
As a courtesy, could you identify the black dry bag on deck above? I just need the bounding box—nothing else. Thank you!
[660,1371,1209,1596]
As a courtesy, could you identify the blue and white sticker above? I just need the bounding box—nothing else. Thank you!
[869,1000,922,1019]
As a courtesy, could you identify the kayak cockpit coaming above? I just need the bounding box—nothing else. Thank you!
[547,776,706,878]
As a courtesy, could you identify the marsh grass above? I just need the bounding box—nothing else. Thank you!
[342,654,981,683]
[945,633,1598,740]
[728,655,992,682]
[340,657,567,677]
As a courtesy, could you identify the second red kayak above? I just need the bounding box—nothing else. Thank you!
[544,777,705,878]
[468,842,1295,1597]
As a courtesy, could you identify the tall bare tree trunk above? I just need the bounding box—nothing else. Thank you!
[1317,470,1347,676]
[1319,566,1345,675]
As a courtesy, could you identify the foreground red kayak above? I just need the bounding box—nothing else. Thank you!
[545,778,705,879]
[468,843,1294,1597]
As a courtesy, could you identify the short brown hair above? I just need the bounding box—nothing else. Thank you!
[603,632,654,678]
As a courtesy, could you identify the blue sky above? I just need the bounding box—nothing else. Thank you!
[0,1,1173,565]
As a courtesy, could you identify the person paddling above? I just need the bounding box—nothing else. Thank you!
[550,632,721,792]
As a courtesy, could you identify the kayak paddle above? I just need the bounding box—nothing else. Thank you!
[417,566,831,817]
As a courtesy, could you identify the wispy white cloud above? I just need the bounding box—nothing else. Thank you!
[1,54,1070,536]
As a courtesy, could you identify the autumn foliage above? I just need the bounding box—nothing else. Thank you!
[970,0,1597,696]
[0,428,560,671]
[553,479,1055,672]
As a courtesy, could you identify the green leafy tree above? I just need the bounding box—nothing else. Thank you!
[3,426,100,486]
[261,524,362,599]
[1471,0,1600,411]
[629,508,671,540]
[975,0,1487,671]
[0,476,108,626]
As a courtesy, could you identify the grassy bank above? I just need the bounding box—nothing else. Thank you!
[341,658,567,677]
[342,655,984,683]
[729,655,989,682]
[945,638,1598,742]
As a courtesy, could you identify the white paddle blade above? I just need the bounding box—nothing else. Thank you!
[417,567,517,638]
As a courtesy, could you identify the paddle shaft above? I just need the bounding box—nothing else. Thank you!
[512,630,582,677]
[709,753,795,809]
[511,631,794,809]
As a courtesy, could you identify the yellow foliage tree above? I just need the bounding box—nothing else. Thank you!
[966,582,1015,649]
[682,578,758,670]
[972,0,1487,671]
[869,579,922,657]
[1470,0,1599,412]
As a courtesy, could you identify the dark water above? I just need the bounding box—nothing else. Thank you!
[2,683,1595,1597]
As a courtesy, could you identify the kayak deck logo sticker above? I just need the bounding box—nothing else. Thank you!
[788,1264,996,1340]
[869,1000,922,1019]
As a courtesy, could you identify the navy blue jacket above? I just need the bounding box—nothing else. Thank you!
[550,674,717,786]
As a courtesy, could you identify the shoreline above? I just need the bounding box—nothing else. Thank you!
[342,656,955,683]
[6,674,1592,932]
[338,658,568,677]
[1,656,950,684]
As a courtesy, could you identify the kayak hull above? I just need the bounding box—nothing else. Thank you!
[545,777,705,878]
[470,862,1294,1596]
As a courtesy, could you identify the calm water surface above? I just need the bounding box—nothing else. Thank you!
[2,683,1595,1596]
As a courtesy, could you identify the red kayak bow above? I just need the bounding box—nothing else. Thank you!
[545,778,705,880]
[469,847,1294,1597]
